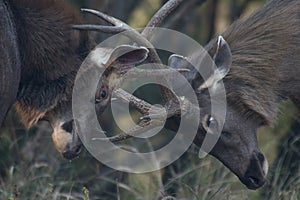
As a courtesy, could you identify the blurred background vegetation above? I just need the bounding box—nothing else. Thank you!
[0,0,299,199]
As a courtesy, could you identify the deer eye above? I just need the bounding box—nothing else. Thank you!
[206,115,217,127]
[100,90,107,98]
[203,115,218,134]
[95,89,108,104]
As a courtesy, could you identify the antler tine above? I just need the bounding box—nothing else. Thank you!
[73,9,128,34]
[78,8,162,63]
[72,24,127,34]
[92,88,167,142]
[92,119,157,142]
[81,8,122,25]
[92,89,200,143]
[142,0,184,39]
[139,0,186,105]
[113,88,152,115]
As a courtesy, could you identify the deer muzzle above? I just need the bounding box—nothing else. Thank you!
[240,150,268,189]
[52,120,82,160]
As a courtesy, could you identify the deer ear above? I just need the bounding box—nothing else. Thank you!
[90,45,148,70]
[211,36,232,77]
[199,36,232,90]
[109,45,149,66]
[168,54,197,84]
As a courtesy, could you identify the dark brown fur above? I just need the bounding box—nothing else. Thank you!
[0,0,20,126]
[8,0,91,126]
[0,0,93,159]
[0,0,150,159]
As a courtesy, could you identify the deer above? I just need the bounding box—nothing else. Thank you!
[75,0,300,190]
[168,0,300,189]
[0,0,149,159]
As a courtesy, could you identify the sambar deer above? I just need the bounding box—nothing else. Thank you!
[0,0,149,159]
[169,0,300,189]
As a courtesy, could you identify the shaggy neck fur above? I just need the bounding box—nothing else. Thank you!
[221,0,300,124]
[9,0,91,127]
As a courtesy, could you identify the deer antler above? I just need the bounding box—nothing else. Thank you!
[74,0,201,142]
[74,0,185,64]
[93,88,200,142]
[142,0,184,39]
[73,8,161,63]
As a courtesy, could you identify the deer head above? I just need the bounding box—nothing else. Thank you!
[169,36,268,189]
[47,45,148,159]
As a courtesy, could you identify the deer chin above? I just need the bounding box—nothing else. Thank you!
[239,151,268,190]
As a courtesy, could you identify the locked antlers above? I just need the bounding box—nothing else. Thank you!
[74,0,201,142]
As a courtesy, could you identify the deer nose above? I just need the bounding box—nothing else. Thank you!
[62,144,82,160]
[244,151,268,190]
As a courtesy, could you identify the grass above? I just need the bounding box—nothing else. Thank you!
[0,102,299,199]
